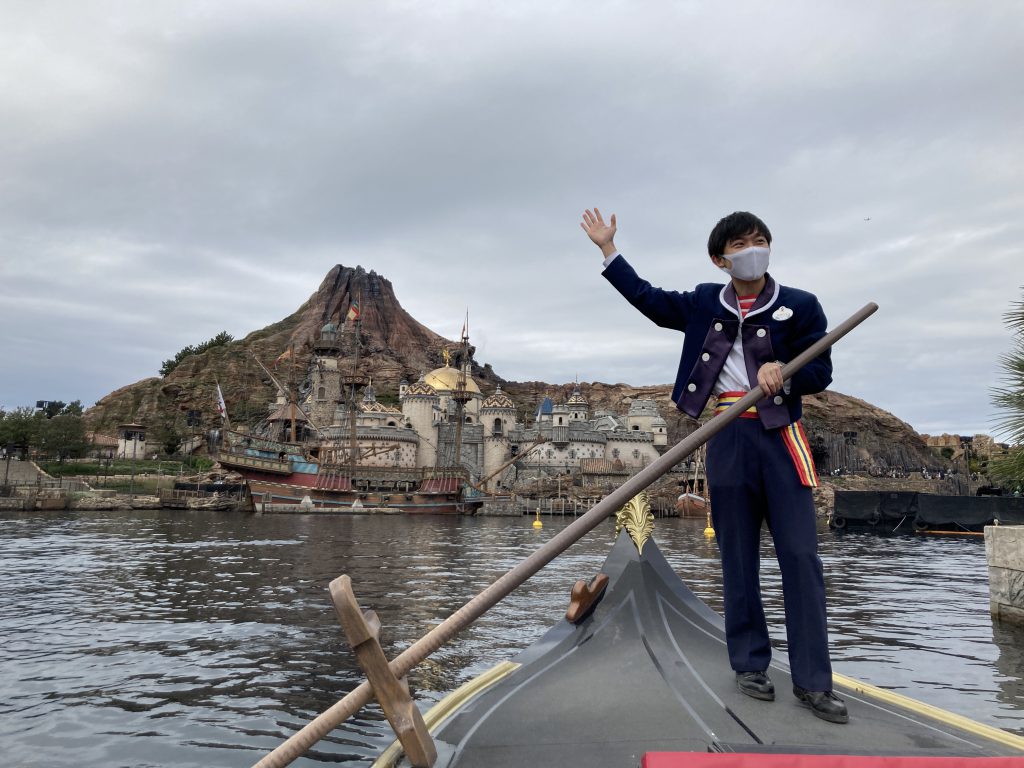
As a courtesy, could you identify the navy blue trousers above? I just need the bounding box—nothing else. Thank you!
[706,417,833,692]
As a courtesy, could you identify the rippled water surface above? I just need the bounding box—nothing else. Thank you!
[1,510,1022,767]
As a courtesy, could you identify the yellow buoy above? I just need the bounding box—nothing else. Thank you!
[533,509,543,529]
[703,510,715,538]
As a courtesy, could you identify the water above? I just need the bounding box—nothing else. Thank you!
[1,511,1022,767]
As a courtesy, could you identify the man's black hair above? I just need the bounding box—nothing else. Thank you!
[707,211,772,256]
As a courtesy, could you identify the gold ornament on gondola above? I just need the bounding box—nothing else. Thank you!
[615,492,655,554]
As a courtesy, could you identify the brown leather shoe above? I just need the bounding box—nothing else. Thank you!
[736,671,775,701]
[793,686,849,723]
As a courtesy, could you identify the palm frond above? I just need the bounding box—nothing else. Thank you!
[988,447,1024,488]
[988,287,1024,486]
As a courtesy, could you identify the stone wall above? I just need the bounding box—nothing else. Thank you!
[986,525,1024,625]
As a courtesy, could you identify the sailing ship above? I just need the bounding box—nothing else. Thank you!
[217,306,484,514]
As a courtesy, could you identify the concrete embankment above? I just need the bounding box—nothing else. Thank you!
[0,491,166,511]
[987,524,1024,626]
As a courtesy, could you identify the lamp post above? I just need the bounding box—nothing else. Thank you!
[129,437,136,496]
[961,437,973,496]
[3,442,14,489]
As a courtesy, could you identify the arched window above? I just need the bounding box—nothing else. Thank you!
[318,386,326,400]
[493,418,503,435]
[612,448,620,459]
[632,449,641,459]
[632,425,640,431]
[557,416,563,425]
[387,421,396,427]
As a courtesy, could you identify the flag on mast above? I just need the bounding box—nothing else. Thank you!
[346,300,361,322]
[216,382,227,420]
[272,348,292,369]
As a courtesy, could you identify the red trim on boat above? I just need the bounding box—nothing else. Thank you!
[642,754,1024,767]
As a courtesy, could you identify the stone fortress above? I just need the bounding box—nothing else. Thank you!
[280,320,668,492]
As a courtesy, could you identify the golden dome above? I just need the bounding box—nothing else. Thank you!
[424,365,481,394]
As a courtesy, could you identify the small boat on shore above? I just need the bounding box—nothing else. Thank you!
[675,447,709,518]
[372,503,1024,767]
[675,490,709,517]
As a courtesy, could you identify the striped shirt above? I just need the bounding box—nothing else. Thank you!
[738,294,758,318]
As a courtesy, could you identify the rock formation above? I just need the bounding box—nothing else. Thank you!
[85,264,939,475]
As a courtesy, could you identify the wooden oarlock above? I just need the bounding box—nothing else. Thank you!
[329,576,437,767]
[253,302,879,768]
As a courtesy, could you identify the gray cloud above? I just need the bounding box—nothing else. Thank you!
[1,0,1022,437]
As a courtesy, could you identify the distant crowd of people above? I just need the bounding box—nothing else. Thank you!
[827,465,978,482]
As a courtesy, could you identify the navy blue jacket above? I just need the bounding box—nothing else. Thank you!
[603,255,831,429]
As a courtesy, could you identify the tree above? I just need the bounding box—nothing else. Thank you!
[1,402,88,459]
[154,416,183,456]
[41,401,67,419]
[160,331,234,376]
[39,414,88,462]
[990,290,1024,489]
[62,400,84,417]
[0,407,42,457]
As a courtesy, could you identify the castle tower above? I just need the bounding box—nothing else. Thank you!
[481,385,517,491]
[651,415,668,448]
[309,321,342,427]
[567,384,589,422]
[401,374,439,468]
[627,399,668,447]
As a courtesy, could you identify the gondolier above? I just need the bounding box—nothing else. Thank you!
[582,208,848,724]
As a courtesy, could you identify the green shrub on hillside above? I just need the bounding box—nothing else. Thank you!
[160,331,234,376]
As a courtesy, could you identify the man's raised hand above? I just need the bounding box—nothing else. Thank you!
[580,208,618,258]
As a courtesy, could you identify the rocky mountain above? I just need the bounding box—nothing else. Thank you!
[85,265,493,436]
[85,264,938,474]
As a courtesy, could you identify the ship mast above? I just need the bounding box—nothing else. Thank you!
[340,295,367,469]
[449,312,472,472]
[250,352,326,443]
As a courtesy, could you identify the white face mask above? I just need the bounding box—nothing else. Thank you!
[720,246,770,281]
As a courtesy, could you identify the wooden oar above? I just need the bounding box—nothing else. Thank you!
[253,302,879,768]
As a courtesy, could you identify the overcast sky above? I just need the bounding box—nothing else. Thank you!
[1,1,1022,437]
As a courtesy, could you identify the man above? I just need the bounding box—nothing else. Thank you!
[581,208,848,724]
